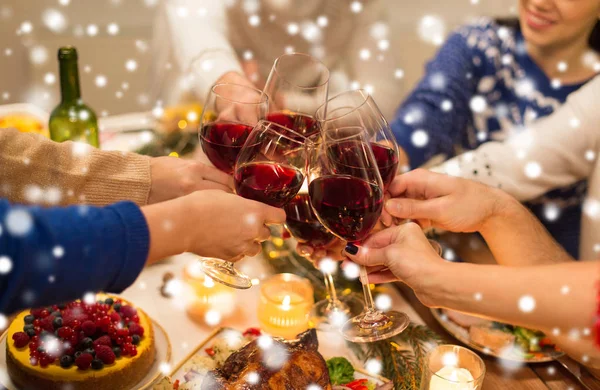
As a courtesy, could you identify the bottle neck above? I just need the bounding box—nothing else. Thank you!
[59,59,81,103]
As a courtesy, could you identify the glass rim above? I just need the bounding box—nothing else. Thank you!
[322,125,369,143]
[211,83,268,105]
[272,52,330,90]
[315,89,371,123]
[425,344,486,383]
[255,119,313,146]
[260,273,313,305]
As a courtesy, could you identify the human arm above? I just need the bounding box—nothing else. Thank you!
[344,223,599,367]
[0,191,285,314]
[0,128,233,207]
[431,75,600,200]
[385,169,572,266]
[389,28,479,168]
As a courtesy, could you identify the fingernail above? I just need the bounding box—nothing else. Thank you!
[386,199,400,212]
[344,243,358,255]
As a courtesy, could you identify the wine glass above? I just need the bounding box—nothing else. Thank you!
[198,83,268,174]
[316,89,399,189]
[307,126,410,342]
[200,120,310,289]
[283,189,365,329]
[263,53,329,140]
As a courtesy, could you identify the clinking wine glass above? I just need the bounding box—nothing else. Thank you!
[307,127,409,342]
[199,120,311,289]
[283,189,364,330]
[198,83,268,174]
[263,53,329,139]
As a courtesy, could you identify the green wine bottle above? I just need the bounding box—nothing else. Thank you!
[49,46,99,147]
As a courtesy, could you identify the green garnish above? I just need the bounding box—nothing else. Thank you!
[326,357,355,385]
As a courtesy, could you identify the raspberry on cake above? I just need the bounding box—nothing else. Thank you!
[6,294,156,390]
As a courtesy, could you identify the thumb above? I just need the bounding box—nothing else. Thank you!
[343,243,388,268]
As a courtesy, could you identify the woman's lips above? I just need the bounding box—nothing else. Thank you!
[525,10,557,30]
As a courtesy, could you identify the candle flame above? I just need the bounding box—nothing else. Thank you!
[281,295,291,311]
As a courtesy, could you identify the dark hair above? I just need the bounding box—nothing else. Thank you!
[495,17,600,53]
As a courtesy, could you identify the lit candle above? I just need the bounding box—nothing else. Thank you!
[258,274,314,339]
[183,260,236,323]
[429,366,475,390]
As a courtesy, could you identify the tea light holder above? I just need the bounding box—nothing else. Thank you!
[258,273,314,339]
[420,344,485,390]
[183,259,237,323]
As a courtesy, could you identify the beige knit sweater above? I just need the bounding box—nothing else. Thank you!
[0,128,151,207]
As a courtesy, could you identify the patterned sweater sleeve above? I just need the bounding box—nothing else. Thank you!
[390,26,480,168]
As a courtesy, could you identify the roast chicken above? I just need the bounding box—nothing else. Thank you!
[202,329,332,389]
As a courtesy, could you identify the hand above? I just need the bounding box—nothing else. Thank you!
[343,223,447,307]
[213,71,264,125]
[148,157,234,204]
[145,190,286,262]
[385,169,513,234]
[296,238,347,264]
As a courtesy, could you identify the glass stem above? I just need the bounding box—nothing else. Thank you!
[360,266,377,315]
[324,272,340,305]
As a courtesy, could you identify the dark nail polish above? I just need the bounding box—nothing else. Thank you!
[345,243,358,255]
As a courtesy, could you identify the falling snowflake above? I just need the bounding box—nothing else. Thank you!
[518,295,535,313]
[164,278,183,297]
[583,198,600,219]
[5,209,33,237]
[107,23,119,35]
[30,45,49,65]
[42,9,67,33]
[441,99,453,112]
[343,262,360,279]
[144,0,159,6]
[319,258,337,275]
[429,72,447,90]
[394,69,405,79]
[263,342,289,370]
[557,61,568,73]
[307,385,323,390]
[48,275,56,283]
[53,246,65,258]
[0,256,13,274]
[86,24,98,36]
[569,117,581,128]
[59,0,71,5]
[246,372,260,384]
[377,40,390,51]
[350,1,363,13]
[585,150,596,161]
[552,327,560,336]
[411,129,429,147]
[543,203,560,222]
[159,362,171,375]
[287,23,299,35]
[551,78,561,89]
[375,294,392,311]
[242,0,260,14]
[20,21,33,34]
[95,75,107,88]
[365,358,383,375]
[469,95,487,113]
[301,21,321,42]
[418,15,446,46]
[359,48,371,61]
[524,161,542,179]
[83,292,96,304]
[248,15,260,27]
[125,59,138,72]
[474,292,483,301]
[515,78,535,96]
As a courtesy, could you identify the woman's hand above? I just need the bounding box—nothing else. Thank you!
[144,190,286,262]
[385,169,515,234]
[343,223,447,307]
[148,157,234,204]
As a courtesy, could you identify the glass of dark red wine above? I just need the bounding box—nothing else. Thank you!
[315,89,399,190]
[200,120,310,290]
[198,83,268,174]
[263,53,329,140]
[283,189,365,329]
[307,126,410,342]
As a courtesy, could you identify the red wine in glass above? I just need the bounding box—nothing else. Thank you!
[326,141,398,190]
[309,175,384,243]
[234,162,304,208]
[284,194,336,248]
[267,111,320,139]
[201,121,254,174]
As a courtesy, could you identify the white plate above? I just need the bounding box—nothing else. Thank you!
[169,327,390,387]
[0,319,171,390]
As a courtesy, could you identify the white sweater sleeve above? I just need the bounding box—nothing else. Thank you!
[163,0,243,100]
[432,76,600,201]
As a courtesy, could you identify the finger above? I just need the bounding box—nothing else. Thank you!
[366,265,387,274]
[256,226,272,242]
[244,242,262,257]
[262,205,286,225]
[197,164,235,189]
[385,197,445,222]
[343,244,388,268]
[228,254,245,263]
[365,270,398,284]
[195,181,234,193]
[297,244,314,258]
[388,169,455,199]
[380,193,393,227]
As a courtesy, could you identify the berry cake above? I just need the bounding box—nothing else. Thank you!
[6,294,155,390]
